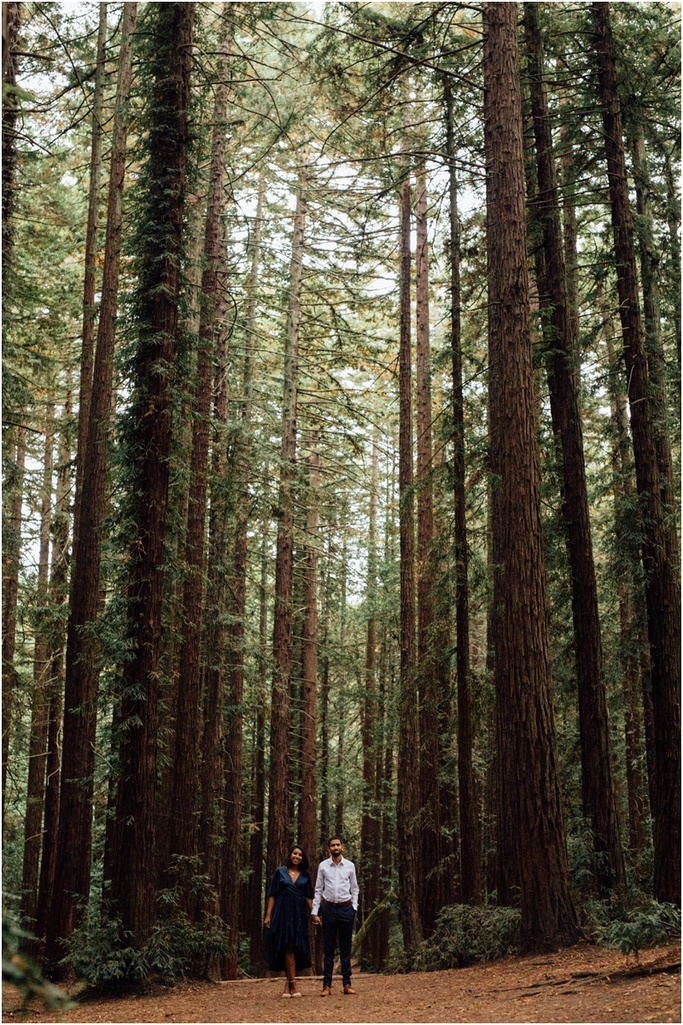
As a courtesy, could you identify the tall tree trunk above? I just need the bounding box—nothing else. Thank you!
[266,166,308,878]
[300,439,320,972]
[73,2,107,549]
[414,166,441,933]
[237,177,266,974]
[525,1,624,894]
[319,553,331,849]
[360,436,381,968]
[604,322,649,854]
[445,77,481,907]
[46,4,137,967]
[247,505,269,974]
[21,410,54,938]
[220,163,265,984]
[627,121,676,532]
[484,1,580,950]
[300,441,319,857]
[397,160,423,955]
[591,1,680,905]
[334,537,347,840]
[199,244,231,902]
[36,396,71,944]
[2,420,26,822]
[113,2,194,946]
[170,16,231,877]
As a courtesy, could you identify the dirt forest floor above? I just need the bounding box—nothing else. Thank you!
[3,942,680,1025]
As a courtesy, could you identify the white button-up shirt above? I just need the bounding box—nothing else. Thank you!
[312,855,359,914]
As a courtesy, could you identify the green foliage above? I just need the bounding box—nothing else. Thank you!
[2,913,75,1014]
[64,864,228,987]
[580,894,680,957]
[385,904,521,973]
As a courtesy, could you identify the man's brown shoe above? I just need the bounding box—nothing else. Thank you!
[320,986,332,996]
[343,985,357,995]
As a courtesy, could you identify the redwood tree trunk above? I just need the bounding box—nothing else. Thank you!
[483,1,580,950]
[360,437,381,968]
[169,16,230,877]
[300,442,320,857]
[36,399,71,943]
[415,167,441,933]
[46,4,137,966]
[604,324,649,853]
[199,244,230,900]
[445,76,481,907]
[628,121,675,534]
[73,1,107,549]
[2,420,25,822]
[525,1,624,895]
[266,169,308,878]
[20,412,54,938]
[591,0,680,905]
[396,164,423,955]
[247,507,269,974]
[113,2,194,946]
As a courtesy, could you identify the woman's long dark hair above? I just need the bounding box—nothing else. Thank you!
[285,843,309,873]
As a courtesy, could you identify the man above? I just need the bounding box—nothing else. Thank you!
[311,835,359,996]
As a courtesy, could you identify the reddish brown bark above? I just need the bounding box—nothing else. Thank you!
[199,255,230,898]
[592,1,680,905]
[2,420,25,821]
[628,122,676,539]
[73,2,107,549]
[266,169,308,879]
[445,76,481,907]
[36,398,71,943]
[300,442,320,856]
[113,2,194,945]
[360,437,381,968]
[525,2,624,894]
[46,5,137,966]
[169,17,231,876]
[414,168,441,932]
[247,510,269,975]
[20,412,54,939]
[397,161,423,955]
[484,2,579,950]
[604,321,649,852]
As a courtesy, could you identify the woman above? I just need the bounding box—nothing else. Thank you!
[264,844,313,997]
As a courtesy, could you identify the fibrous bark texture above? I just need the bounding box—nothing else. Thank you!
[113,1,194,946]
[591,0,680,905]
[484,1,580,951]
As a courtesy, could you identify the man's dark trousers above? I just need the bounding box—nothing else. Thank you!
[321,902,355,987]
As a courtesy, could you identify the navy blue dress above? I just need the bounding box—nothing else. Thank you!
[264,866,313,972]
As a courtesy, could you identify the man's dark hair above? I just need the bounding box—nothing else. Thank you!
[327,835,343,846]
[286,843,309,873]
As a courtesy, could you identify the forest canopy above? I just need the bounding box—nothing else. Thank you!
[2,0,680,985]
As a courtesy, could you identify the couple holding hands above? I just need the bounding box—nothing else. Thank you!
[264,835,359,998]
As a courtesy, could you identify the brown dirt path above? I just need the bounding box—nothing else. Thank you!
[3,942,679,1024]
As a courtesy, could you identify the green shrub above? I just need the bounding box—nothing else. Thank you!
[383,904,521,973]
[65,862,228,987]
[579,892,680,957]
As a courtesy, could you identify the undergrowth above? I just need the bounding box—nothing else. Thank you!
[580,893,680,957]
[384,904,522,973]
[65,859,228,988]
